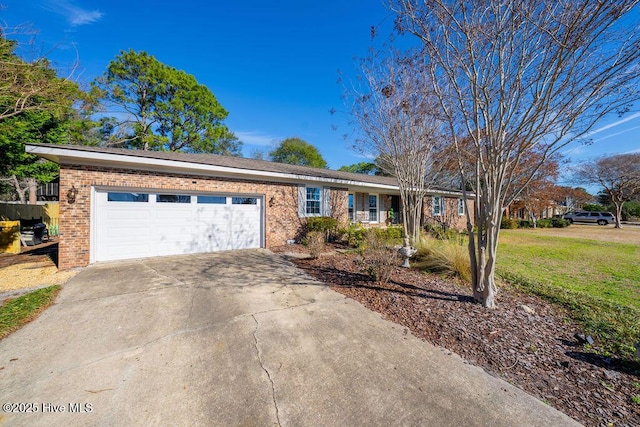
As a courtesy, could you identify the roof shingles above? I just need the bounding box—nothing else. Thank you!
[30,143,400,186]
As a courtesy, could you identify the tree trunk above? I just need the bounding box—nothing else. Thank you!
[401,191,424,245]
[11,175,27,204]
[613,201,623,229]
[28,178,38,204]
[472,230,499,308]
[469,200,501,308]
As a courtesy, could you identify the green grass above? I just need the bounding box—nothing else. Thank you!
[0,285,61,340]
[497,230,640,360]
[497,231,640,310]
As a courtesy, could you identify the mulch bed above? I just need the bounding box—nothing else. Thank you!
[274,245,640,427]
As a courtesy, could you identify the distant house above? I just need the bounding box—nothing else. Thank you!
[26,143,473,270]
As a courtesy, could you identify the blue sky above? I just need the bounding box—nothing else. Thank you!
[1,0,639,182]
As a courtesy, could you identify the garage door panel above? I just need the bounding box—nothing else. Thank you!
[155,208,193,220]
[102,243,151,258]
[105,226,151,238]
[105,209,151,221]
[192,223,231,251]
[94,190,262,262]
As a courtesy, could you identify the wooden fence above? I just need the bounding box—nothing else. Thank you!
[0,202,60,236]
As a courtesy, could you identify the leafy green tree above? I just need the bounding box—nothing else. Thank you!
[0,35,80,120]
[93,50,241,155]
[269,137,328,168]
[0,111,69,202]
[339,159,394,176]
[339,162,379,175]
[581,204,607,212]
[622,201,640,221]
[0,34,86,202]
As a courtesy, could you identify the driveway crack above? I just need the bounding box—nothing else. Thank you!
[140,260,188,287]
[252,314,281,426]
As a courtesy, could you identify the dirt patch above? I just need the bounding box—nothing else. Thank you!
[0,243,77,294]
[278,246,640,427]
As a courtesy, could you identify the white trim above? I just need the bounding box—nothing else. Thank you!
[368,193,379,223]
[305,185,322,217]
[298,184,332,218]
[26,144,400,192]
[432,196,444,216]
[90,186,97,264]
[348,193,355,222]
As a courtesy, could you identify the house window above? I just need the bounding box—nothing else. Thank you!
[198,196,226,204]
[458,198,465,215]
[368,194,378,222]
[348,194,354,221]
[306,187,321,215]
[157,194,191,203]
[232,197,257,205]
[107,192,148,202]
[433,196,444,216]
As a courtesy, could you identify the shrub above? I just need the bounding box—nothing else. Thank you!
[372,226,404,245]
[307,216,338,241]
[500,217,518,229]
[427,223,463,240]
[622,201,640,221]
[338,224,404,248]
[303,231,325,259]
[338,223,367,247]
[518,220,533,228]
[583,203,607,212]
[536,218,552,228]
[357,230,400,283]
[550,218,570,228]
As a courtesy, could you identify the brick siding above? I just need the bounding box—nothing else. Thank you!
[58,164,348,270]
[422,195,474,231]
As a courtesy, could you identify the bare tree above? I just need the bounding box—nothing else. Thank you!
[391,0,640,307]
[574,153,640,228]
[556,186,594,212]
[347,51,448,244]
[512,151,562,227]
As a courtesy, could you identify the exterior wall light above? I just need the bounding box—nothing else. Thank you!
[67,185,78,204]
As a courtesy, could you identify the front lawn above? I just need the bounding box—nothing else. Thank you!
[497,229,640,310]
[497,228,640,358]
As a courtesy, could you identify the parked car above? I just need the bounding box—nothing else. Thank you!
[562,211,615,225]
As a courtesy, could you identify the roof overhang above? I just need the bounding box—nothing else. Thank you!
[26,144,402,193]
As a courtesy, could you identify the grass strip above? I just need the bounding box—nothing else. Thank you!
[500,271,639,362]
[0,285,61,340]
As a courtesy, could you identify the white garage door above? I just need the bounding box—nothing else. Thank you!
[93,189,263,262]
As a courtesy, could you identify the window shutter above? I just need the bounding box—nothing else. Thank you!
[298,185,306,218]
[322,187,331,216]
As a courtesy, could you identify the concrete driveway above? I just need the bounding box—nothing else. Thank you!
[0,250,579,426]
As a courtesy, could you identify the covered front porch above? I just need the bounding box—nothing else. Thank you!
[347,192,401,226]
